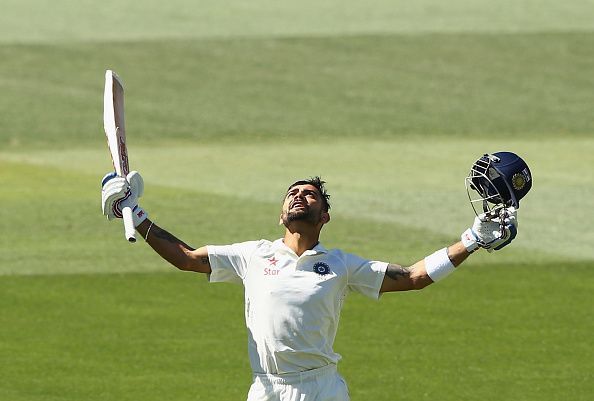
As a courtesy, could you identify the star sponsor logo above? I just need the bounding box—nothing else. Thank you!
[264,256,280,276]
[264,267,280,276]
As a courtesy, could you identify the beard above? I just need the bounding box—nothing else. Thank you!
[281,207,322,226]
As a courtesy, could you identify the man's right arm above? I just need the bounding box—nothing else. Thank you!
[136,219,211,274]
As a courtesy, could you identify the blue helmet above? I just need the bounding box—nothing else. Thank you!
[466,151,532,213]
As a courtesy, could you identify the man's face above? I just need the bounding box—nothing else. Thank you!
[281,184,329,227]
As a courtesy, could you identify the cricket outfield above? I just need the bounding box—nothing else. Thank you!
[1,1,593,400]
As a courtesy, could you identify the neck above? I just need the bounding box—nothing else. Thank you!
[283,225,321,256]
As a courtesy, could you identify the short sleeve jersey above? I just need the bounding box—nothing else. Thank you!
[207,239,388,374]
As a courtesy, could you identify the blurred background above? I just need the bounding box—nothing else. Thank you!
[1,1,592,400]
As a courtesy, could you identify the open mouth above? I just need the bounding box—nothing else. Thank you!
[290,201,306,210]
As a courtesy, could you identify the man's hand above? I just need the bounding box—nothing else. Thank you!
[461,207,518,252]
[101,171,147,227]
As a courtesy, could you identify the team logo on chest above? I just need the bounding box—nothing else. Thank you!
[312,262,331,276]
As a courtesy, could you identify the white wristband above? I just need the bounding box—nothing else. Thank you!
[131,205,148,227]
[461,228,480,252]
[424,247,456,282]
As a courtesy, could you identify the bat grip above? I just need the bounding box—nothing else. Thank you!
[122,206,136,243]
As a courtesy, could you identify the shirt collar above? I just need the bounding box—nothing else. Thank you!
[310,242,328,254]
[272,238,328,256]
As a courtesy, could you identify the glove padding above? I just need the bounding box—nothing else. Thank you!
[461,207,518,252]
[101,171,147,226]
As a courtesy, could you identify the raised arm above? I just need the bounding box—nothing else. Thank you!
[380,241,469,292]
[380,209,518,293]
[136,220,211,273]
[101,171,211,274]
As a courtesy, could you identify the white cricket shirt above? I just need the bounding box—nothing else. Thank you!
[207,239,388,375]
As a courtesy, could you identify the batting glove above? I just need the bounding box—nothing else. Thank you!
[461,207,518,253]
[101,171,148,227]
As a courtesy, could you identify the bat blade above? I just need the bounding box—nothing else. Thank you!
[103,71,129,177]
[103,70,136,243]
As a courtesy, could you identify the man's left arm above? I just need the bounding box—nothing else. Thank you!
[380,208,518,293]
[380,242,469,292]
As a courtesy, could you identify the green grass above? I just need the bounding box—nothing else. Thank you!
[1,1,594,400]
[0,273,250,401]
[2,0,594,44]
[2,33,594,148]
[1,266,592,401]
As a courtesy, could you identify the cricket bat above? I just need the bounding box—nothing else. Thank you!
[103,69,136,242]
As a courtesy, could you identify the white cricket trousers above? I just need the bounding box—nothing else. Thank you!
[247,364,350,401]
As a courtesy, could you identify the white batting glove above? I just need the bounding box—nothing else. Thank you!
[461,207,518,253]
[101,171,148,227]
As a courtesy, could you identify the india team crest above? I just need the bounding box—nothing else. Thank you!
[512,169,531,190]
[313,262,331,276]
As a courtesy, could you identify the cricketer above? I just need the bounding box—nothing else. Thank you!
[101,152,531,400]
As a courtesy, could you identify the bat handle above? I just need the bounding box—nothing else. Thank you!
[122,206,136,243]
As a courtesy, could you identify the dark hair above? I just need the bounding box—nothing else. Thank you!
[286,176,331,211]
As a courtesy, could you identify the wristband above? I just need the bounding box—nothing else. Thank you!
[131,205,148,227]
[461,228,480,252]
[424,247,455,282]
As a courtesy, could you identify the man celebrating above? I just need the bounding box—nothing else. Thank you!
[101,153,529,400]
